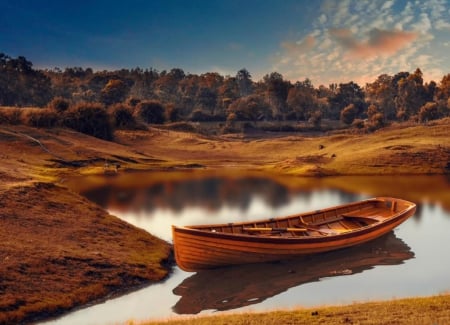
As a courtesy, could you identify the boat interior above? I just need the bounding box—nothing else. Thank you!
[192,198,408,238]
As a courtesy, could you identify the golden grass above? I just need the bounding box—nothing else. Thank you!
[0,119,449,323]
[142,294,450,325]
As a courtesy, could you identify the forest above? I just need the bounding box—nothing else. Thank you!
[1,52,449,138]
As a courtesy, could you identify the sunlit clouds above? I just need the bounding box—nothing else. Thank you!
[273,0,450,86]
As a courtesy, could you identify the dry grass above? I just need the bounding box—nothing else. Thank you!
[0,182,172,324]
[0,118,450,324]
[143,294,450,325]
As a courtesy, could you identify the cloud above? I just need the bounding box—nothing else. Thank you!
[281,35,316,55]
[329,28,418,59]
[271,0,448,86]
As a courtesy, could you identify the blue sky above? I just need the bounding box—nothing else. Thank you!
[1,0,449,86]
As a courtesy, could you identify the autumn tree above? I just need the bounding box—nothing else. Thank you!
[0,53,52,107]
[227,95,272,121]
[263,72,291,119]
[286,79,317,120]
[340,104,357,125]
[418,102,440,122]
[328,81,365,120]
[100,79,130,105]
[236,68,253,97]
[395,68,427,120]
[365,74,396,121]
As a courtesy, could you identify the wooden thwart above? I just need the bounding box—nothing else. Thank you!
[341,214,385,222]
[243,227,307,232]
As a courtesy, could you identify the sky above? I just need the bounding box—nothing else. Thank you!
[1,0,449,86]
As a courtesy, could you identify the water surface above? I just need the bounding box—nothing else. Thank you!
[44,173,450,325]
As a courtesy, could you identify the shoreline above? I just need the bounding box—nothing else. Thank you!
[0,121,449,323]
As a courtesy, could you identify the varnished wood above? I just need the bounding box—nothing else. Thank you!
[172,197,416,271]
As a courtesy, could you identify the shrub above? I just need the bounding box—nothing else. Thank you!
[135,100,165,124]
[166,104,181,122]
[190,109,213,122]
[48,97,70,112]
[109,103,137,129]
[340,104,357,125]
[63,102,113,140]
[126,97,141,107]
[0,107,22,125]
[163,121,197,133]
[419,102,440,123]
[352,119,365,129]
[23,108,59,128]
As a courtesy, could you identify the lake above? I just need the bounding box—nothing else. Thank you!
[42,172,450,325]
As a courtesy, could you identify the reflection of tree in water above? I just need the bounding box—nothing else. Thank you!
[82,177,296,213]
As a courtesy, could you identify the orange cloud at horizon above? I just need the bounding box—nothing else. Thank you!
[329,28,418,59]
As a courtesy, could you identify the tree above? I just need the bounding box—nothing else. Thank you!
[100,79,130,105]
[395,68,427,120]
[196,87,217,114]
[286,79,317,120]
[0,53,52,107]
[236,68,253,97]
[365,74,396,121]
[328,81,365,120]
[263,72,291,119]
[437,73,450,100]
[418,102,440,122]
[340,104,357,125]
[227,95,272,121]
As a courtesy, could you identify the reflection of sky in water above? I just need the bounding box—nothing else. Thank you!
[41,176,450,325]
[111,190,368,242]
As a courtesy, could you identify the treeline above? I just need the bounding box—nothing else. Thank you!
[1,52,449,137]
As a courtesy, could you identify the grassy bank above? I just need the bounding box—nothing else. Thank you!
[143,294,450,325]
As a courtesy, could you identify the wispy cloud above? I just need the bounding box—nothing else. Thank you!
[272,0,449,86]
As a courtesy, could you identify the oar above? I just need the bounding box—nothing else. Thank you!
[243,227,308,232]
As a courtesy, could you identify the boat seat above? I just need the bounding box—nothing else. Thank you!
[341,214,384,222]
[301,215,344,226]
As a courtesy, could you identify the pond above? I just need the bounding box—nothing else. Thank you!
[43,172,450,325]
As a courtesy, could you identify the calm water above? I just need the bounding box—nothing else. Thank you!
[43,173,450,325]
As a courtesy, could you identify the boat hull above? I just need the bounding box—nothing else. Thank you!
[172,197,416,271]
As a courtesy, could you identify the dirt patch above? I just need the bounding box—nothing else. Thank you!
[295,154,333,164]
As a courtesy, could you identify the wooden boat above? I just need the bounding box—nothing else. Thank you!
[172,197,416,271]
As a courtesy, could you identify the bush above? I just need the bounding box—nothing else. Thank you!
[190,109,213,122]
[63,102,113,140]
[0,107,22,125]
[109,103,137,129]
[135,100,165,124]
[23,108,59,128]
[419,102,440,123]
[162,122,198,133]
[48,97,70,112]
[126,97,141,107]
[340,104,357,125]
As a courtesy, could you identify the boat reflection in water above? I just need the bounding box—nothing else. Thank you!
[172,231,413,314]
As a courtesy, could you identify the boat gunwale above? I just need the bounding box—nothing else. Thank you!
[172,197,416,244]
